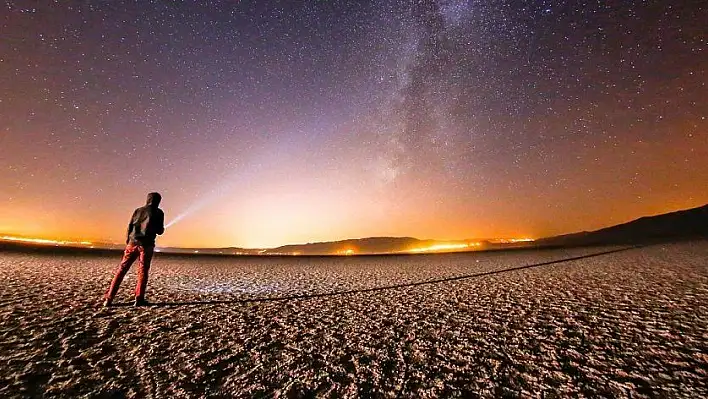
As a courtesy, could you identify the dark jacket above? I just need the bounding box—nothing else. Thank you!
[127,193,165,246]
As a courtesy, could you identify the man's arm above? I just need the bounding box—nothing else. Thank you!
[126,209,137,244]
[156,210,165,235]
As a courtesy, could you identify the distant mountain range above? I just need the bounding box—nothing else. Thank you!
[535,203,708,247]
[264,236,427,255]
[160,237,526,256]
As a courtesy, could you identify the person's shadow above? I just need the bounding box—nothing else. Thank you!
[108,246,640,308]
[109,294,313,308]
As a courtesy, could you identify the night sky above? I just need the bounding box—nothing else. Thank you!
[1,1,706,248]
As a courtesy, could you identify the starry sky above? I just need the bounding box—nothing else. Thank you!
[1,0,706,248]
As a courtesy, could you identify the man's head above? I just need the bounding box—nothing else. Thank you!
[146,192,162,207]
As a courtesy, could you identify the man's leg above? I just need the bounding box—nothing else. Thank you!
[105,244,139,303]
[134,245,154,302]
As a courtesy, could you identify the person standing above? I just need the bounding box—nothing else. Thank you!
[104,192,165,307]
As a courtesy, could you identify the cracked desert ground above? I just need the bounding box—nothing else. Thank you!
[1,240,707,398]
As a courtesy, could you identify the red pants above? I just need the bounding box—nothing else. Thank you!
[105,243,154,301]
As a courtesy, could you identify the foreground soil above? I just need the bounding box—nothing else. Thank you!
[1,241,707,398]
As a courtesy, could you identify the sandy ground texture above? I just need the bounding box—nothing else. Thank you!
[1,241,707,398]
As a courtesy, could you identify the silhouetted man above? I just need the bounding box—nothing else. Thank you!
[104,192,165,307]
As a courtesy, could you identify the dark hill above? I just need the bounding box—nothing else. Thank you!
[537,204,708,247]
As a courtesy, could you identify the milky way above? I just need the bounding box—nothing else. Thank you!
[1,1,706,247]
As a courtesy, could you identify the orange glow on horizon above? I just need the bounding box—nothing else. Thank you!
[407,242,482,253]
[487,238,535,244]
[406,238,535,253]
[1,194,704,249]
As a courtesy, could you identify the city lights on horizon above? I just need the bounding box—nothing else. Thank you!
[407,242,482,253]
[0,235,93,247]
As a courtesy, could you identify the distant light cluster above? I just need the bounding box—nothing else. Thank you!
[408,242,481,253]
[0,235,92,247]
